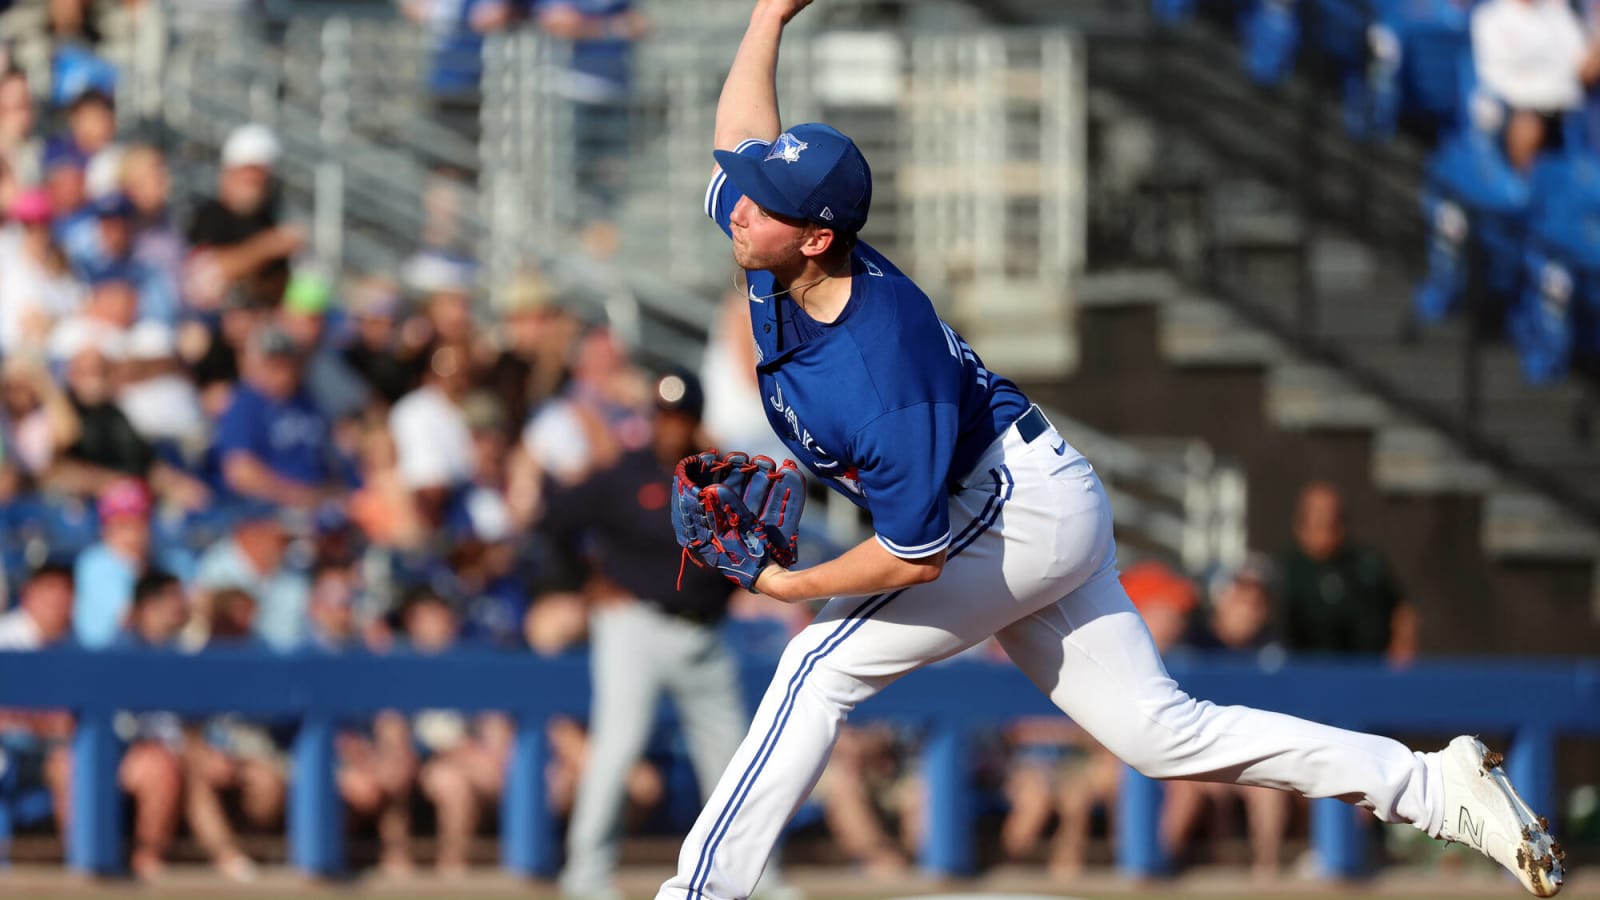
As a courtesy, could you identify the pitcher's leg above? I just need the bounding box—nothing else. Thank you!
[667,623,793,895]
[656,579,1025,896]
[656,459,1120,899]
[995,572,1444,835]
[656,607,877,900]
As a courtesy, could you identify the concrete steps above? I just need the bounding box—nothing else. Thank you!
[1046,269,1600,639]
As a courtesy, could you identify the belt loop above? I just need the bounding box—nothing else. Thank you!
[1015,405,1047,444]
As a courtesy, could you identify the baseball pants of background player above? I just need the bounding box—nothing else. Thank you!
[655,410,1448,900]
[562,602,786,895]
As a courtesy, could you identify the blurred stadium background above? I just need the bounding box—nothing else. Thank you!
[0,0,1597,896]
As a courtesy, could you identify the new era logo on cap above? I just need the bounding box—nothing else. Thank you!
[713,123,873,234]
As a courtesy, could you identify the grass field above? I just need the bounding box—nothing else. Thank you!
[2,864,1594,900]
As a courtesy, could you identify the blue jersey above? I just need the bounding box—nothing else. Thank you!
[214,382,337,488]
[705,138,1031,559]
[534,0,634,96]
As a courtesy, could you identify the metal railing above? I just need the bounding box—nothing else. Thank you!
[3,647,1594,878]
[478,22,1085,311]
[1085,7,1600,528]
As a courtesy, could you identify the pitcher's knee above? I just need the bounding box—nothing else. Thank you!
[774,635,881,713]
[1095,690,1209,779]
[800,659,878,714]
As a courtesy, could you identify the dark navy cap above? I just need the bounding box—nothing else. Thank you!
[712,123,872,234]
[92,192,136,220]
[85,260,136,288]
[41,138,89,172]
[654,370,704,420]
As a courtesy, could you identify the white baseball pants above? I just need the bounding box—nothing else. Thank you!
[656,416,1446,900]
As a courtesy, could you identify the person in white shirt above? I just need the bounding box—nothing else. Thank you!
[0,189,86,356]
[0,563,74,650]
[116,319,205,447]
[389,342,476,525]
[1472,0,1600,168]
[47,267,137,365]
[0,564,76,874]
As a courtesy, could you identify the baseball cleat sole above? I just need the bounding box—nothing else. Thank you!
[1438,735,1563,897]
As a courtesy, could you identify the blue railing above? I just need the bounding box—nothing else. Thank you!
[0,649,1595,878]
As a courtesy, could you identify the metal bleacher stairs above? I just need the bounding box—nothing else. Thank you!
[969,1,1600,641]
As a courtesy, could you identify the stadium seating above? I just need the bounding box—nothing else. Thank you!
[1414,56,1530,325]
[1190,0,1600,335]
[1511,153,1600,380]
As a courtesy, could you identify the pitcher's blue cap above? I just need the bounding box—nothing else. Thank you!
[713,123,872,234]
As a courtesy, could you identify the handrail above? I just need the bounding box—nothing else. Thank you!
[0,648,1593,879]
[1087,12,1600,530]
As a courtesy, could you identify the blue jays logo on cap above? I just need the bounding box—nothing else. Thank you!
[765,132,809,163]
[713,122,873,234]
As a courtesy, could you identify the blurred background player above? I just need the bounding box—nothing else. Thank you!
[543,371,785,899]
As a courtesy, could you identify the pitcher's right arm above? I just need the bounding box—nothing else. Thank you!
[713,0,813,154]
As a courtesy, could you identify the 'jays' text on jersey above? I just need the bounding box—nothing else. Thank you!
[705,138,1031,559]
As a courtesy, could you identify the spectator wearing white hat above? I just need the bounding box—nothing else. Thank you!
[184,123,303,309]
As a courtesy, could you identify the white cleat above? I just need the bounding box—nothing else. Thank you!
[1437,735,1565,897]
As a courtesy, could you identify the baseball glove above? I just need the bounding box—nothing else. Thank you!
[673,450,806,591]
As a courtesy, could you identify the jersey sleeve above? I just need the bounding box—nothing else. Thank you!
[704,138,771,237]
[850,403,960,559]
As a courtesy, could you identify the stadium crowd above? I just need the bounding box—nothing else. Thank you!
[0,0,1466,890]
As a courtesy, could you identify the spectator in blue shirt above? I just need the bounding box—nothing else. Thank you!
[191,503,312,653]
[214,325,342,508]
[42,139,92,256]
[72,477,190,648]
[403,0,515,122]
[119,146,187,319]
[534,0,641,103]
[95,570,186,879]
[535,0,645,218]
[71,192,181,325]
